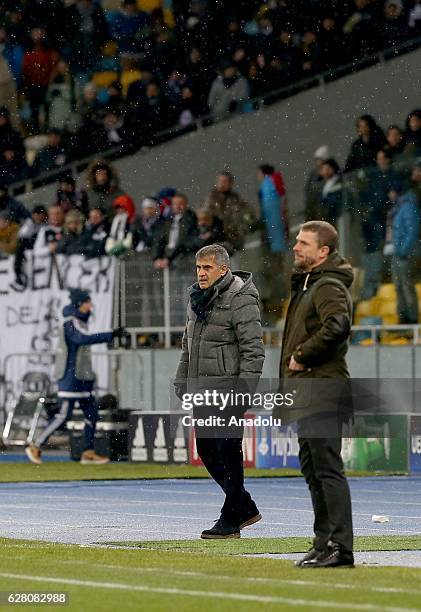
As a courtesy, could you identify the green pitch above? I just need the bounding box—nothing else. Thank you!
[0,537,420,612]
[0,461,402,483]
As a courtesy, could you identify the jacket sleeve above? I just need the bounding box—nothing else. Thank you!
[294,281,351,367]
[65,321,113,346]
[398,203,420,257]
[175,322,189,381]
[232,293,264,378]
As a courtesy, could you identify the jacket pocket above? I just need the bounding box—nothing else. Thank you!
[217,347,226,374]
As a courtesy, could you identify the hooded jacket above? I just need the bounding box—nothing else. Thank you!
[175,270,264,383]
[280,252,353,380]
[55,304,113,397]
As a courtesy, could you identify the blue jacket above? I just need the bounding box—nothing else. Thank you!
[392,191,420,258]
[258,175,288,253]
[57,304,113,396]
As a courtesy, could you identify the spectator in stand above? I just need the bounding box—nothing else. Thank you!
[0,107,24,158]
[86,159,124,215]
[97,109,134,154]
[56,175,89,217]
[411,161,421,205]
[343,0,381,60]
[64,0,109,89]
[47,58,72,130]
[207,60,250,120]
[192,208,225,250]
[408,0,421,34]
[0,25,24,88]
[319,158,344,226]
[304,145,330,221]
[0,54,19,129]
[156,186,176,217]
[404,109,421,154]
[22,0,66,50]
[0,182,30,224]
[22,27,59,134]
[135,80,170,143]
[257,163,289,321]
[358,149,399,300]
[105,80,125,116]
[299,30,321,77]
[107,0,150,57]
[105,193,135,256]
[77,206,109,258]
[33,203,64,255]
[31,128,69,177]
[56,209,86,255]
[153,193,198,269]
[345,114,387,173]
[177,85,203,127]
[385,124,405,158]
[382,0,409,49]
[132,197,161,252]
[384,183,420,324]
[271,29,301,83]
[0,211,19,256]
[14,204,48,285]
[0,145,29,184]
[204,170,257,254]
[318,14,346,71]
[77,82,102,126]
[185,47,212,115]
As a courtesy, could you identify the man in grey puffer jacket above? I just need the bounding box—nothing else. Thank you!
[175,244,265,538]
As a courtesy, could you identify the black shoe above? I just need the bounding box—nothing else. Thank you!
[301,546,354,568]
[201,519,240,539]
[294,548,322,567]
[239,502,262,529]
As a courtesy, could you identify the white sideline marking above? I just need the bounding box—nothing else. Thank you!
[0,572,416,612]
[46,560,421,596]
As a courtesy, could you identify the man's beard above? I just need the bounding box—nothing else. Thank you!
[295,255,316,272]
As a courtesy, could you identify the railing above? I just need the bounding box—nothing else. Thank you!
[8,34,421,199]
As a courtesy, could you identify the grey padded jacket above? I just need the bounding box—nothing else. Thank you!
[175,270,265,381]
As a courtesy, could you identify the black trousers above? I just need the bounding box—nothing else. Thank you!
[299,437,353,552]
[195,434,255,526]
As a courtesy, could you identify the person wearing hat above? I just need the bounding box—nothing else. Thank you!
[25,289,123,465]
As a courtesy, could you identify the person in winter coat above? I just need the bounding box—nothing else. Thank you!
[257,164,289,317]
[319,158,344,226]
[105,193,135,256]
[345,114,387,173]
[152,193,198,268]
[204,171,257,253]
[0,182,30,225]
[175,244,265,539]
[86,159,124,216]
[278,220,354,568]
[25,289,122,465]
[207,61,250,120]
[55,209,87,255]
[384,185,420,324]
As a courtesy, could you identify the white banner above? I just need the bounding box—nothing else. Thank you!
[0,254,115,402]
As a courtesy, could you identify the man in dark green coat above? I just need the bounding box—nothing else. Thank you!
[175,243,265,539]
[279,220,354,568]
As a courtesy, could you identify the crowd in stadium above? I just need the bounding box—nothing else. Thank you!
[1,103,420,324]
[0,0,420,185]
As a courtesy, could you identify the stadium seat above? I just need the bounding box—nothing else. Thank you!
[91,71,120,90]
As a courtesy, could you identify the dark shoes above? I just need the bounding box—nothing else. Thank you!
[239,502,262,529]
[201,519,240,539]
[299,545,354,568]
[294,548,321,567]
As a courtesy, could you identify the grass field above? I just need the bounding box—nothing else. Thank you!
[0,461,403,482]
[0,537,420,611]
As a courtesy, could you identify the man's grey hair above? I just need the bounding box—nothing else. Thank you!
[196,244,230,267]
